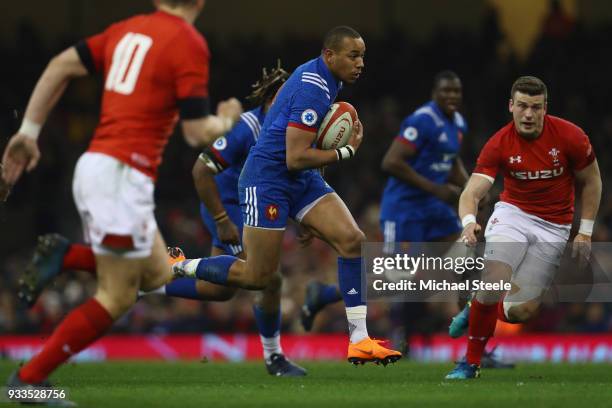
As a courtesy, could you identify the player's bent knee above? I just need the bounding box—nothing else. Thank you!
[337,228,366,258]
[505,301,539,322]
[240,271,275,290]
[266,272,282,291]
[95,290,137,319]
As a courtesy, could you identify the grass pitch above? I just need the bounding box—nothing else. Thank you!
[1,360,611,407]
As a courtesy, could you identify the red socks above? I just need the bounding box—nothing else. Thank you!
[62,244,96,273]
[497,299,512,323]
[19,299,113,384]
[466,299,498,366]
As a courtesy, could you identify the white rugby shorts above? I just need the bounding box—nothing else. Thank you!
[483,201,571,294]
[72,152,157,258]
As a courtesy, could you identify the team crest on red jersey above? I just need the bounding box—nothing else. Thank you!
[548,148,560,165]
[266,204,279,221]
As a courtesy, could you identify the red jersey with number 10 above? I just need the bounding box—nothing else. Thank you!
[473,115,595,224]
[82,11,210,179]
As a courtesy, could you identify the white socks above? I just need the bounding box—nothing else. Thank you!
[137,286,165,297]
[346,305,368,343]
[178,259,200,278]
[260,335,283,360]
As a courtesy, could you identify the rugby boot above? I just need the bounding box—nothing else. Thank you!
[347,337,402,366]
[19,234,70,307]
[445,361,481,380]
[6,370,77,407]
[265,353,307,377]
[449,300,471,338]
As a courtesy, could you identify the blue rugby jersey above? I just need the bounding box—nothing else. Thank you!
[380,101,467,217]
[248,56,341,175]
[200,107,265,205]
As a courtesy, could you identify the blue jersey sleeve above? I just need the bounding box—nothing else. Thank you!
[455,112,468,135]
[287,88,330,132]
[207,121,254,170]
[395,113,435,151]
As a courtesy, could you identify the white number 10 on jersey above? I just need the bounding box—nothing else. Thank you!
[105,32,153,95]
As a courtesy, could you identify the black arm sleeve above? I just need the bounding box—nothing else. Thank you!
[75,40,97,75]
[178,97,211,120]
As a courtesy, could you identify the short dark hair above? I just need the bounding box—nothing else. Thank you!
[511,76,548,100]
[433,70,460,89]
[323,26,361,51]
[158,0,198,7]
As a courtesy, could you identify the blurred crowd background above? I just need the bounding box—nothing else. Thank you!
[1,0,612,352]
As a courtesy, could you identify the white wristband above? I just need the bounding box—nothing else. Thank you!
[578,219,594,236]
[461,214,477,228]
[18,118,42,140]
[335,145,355,161]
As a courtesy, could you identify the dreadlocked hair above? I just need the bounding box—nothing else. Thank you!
[246,60,290,107]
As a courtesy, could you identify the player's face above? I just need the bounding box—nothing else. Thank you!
[509,91,547,139]
[433,78,462,116]
[326,37,365,84]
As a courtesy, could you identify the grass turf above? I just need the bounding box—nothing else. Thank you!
[1,361,612,407]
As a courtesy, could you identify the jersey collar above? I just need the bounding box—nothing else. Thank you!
[316,56,342,95]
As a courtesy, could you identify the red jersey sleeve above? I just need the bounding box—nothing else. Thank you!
[473,135,502,179]
[566,128,595,171]
[172,33,210,99]
[170,30,210,119]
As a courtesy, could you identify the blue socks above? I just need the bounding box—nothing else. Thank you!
[319,283,342,306]
[195,255,236,285]
[337,257,365,307]
[253,305,283,358]
[252,305,281,338]
[164,278,200,300]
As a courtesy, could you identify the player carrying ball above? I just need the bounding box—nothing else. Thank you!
[445,76,601,379]
[173,26,402,365]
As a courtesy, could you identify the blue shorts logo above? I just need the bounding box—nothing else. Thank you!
[213,137,228,150]
[301,109,318,127]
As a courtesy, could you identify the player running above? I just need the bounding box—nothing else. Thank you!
[150,62,306,376]
[298,71,510,368]
[173,26,402,365]
[300,70,468,329]
[445,76,601,379]
[2,0,242,404]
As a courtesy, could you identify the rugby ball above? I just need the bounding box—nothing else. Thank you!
[315,102,358,150]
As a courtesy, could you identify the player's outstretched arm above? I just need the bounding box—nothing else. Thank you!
[192,158,240,245]
[458,174,493,245]
[181,98,243,147]
[2,47,88,186]
[381,139,461,204]
[286,120,363,171]
[572,159,602,262]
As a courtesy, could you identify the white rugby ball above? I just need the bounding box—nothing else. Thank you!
[315,102,358,150]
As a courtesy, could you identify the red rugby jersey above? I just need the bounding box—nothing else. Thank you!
[474,115,595,224]
[77,10,210,179]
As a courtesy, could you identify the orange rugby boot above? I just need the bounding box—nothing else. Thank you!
[347,337,402,366]
[167,246,186,265]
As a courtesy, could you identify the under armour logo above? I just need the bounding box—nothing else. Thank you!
[347,288,358,295]
[509,155,522,164]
